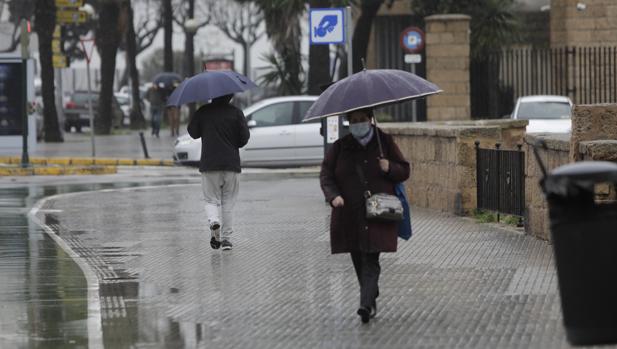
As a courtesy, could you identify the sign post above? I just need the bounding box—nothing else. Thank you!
[400,26,425,122]
[309,7,349,154]
[20,20,29,167]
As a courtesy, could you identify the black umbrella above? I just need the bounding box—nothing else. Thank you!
[303,69,441,121]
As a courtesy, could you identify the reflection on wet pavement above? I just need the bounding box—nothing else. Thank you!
[0,180,195,349]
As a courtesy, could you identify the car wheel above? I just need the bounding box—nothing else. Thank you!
[64,123,71,132]
[76,125,82,133]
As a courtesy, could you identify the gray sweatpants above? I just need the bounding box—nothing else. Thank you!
[201,171,239,241]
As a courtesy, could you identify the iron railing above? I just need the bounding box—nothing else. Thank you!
[472,46,617,118]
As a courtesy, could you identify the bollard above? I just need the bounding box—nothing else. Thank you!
[139,132,150,159]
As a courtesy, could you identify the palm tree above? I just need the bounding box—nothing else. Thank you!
[242,0,305,95]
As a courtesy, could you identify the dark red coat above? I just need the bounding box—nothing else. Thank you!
[320,128,410,254]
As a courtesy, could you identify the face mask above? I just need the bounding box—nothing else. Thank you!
[349,121,371,138]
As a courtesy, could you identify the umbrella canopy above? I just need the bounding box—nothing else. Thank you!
[152,72,182,89]
[303,69,442,121]
[166,70,258,107]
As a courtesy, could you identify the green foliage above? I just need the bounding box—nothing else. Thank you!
[410,0,520,58]
[258,52,305,95]
[472,209,521,226]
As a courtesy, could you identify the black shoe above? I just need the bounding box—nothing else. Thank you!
[210,237,221,250]
[221,240,232,251]
[210,222,221,231]
[370,303,377,319]
[357,307,370,323]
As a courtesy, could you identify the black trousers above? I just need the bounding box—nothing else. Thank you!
[350,252,381,309]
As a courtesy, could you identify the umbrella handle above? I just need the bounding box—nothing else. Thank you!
[372,115,384,158]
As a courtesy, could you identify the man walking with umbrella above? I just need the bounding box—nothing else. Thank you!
[169,70,257,251]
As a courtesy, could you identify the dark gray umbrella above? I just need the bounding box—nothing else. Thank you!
[152,72,182,89]
[166,70,258,107]
[303,69,442,121]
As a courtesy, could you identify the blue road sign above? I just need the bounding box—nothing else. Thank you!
[309,8,345,45]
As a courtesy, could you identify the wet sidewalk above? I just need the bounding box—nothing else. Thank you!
[19,175,594,349]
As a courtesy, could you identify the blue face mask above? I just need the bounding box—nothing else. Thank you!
[349,121,371,138]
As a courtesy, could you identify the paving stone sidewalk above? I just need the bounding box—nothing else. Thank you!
[33,176,604,349]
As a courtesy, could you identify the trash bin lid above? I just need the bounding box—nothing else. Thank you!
[550,161,617,182]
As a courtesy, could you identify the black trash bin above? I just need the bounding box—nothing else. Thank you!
[539,159,617,346]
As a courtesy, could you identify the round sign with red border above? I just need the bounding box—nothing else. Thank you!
[400,27,425,54]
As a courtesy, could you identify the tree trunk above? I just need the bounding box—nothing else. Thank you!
[35,0,62,142]
[163,0,173,72]
[126,0,145,129]
[96,1,122,134]
[307,0,332,94]
[352,0,383,73]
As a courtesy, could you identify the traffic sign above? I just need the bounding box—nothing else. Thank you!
[57,10,88,24]
[55,0,85,7]
[52,55,68,68]
[404,54,422,64]
[53,25,62,39]
[309,8,345,45]
[400,27,425,54]
[52,39,62,54]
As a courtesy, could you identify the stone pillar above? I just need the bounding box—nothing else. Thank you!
[425,14,471,121]
[570,104,617,162]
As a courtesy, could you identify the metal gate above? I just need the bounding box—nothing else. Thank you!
[475,142,525,218]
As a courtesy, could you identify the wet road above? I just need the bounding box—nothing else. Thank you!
[0,174,199,349]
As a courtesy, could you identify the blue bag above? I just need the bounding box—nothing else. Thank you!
[395,182,412,240]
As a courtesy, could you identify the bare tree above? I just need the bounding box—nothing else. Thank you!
[173,0,210,78]
[125,0,146,129]
[118,0,162,87]
[212,0,264,78]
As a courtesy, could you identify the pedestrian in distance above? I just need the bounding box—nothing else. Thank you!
[320,108,410,324]
[187,94,250,251]
[146,84,165,138]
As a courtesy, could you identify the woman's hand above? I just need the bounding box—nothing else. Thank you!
[379,158,390,173]
[331,196,345,207]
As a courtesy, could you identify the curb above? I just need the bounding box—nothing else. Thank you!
[0,165,117,176]
[0,156,174,167]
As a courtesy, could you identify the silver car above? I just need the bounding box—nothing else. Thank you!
[173,95,323,167]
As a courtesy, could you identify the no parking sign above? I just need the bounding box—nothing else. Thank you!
[400,27,425,54]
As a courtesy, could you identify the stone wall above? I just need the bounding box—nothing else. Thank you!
[382,120,527,215]
[523,134,570,240]
[570,104,617,161]
[550,0,617,47]
[425,14,471,121]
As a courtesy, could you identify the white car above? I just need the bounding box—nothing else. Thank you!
[173,95,323,167]
[511,95,573,133]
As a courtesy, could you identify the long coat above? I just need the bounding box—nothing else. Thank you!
[320,128,410,254]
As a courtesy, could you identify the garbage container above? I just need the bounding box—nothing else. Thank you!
[541,160,617,346]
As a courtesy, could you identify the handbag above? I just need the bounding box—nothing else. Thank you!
[355,163,404,222]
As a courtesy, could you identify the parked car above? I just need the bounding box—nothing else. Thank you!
[63,91,125,132]
[510,95,573,133]
[173,95,322,167]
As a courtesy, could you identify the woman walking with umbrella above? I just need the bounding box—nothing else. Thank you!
[306,68,441,323]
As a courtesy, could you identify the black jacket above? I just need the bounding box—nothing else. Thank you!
[187,101,250,173]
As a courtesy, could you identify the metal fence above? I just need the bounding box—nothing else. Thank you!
[471,46,617,118]
[475,142,525,218]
